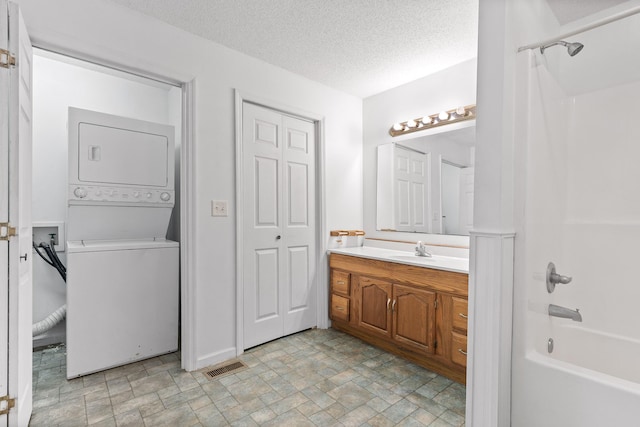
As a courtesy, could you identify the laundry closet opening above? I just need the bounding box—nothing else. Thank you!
[31,49,182,375]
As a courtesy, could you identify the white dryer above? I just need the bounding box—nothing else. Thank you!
[66,108,179,378]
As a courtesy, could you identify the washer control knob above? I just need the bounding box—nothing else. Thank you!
[146,192,153,199]
[160,192,171,201]
[95,190,102,197]
[74,187,88,198]
[133,191,141,198]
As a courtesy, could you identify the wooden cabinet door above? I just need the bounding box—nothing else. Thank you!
[392,284,436,354]
[357,276,392,338]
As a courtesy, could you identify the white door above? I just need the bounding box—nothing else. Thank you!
[242,102,316,349]
[0,1,9,424]
[394,147,429,233]
[1,1,33,425]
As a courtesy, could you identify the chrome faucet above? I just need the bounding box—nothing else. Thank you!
[415,241,432,257]
[548,304,582,322]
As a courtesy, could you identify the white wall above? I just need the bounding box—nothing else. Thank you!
[363,58,477,249]
[31,51,180,347]
[20,0,363,369]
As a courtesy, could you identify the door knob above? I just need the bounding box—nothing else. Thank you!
[546,262,572,293]
[276,235,281,240]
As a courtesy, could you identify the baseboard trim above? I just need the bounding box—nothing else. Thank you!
[195,347,237,371]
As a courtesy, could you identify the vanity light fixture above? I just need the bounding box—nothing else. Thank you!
[389,104,476,137]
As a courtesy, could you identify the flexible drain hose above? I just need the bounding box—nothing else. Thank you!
[32,304,67,337]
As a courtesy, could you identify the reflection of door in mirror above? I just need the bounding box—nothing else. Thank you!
[376,122,475,235]
[459,166,474,235]
[377,144,430,233]
[441,161,474,236]
[441,162,461,235]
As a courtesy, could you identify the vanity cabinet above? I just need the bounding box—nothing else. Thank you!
[329,253,468,384]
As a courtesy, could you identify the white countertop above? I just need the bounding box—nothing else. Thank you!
[328,246,469,274]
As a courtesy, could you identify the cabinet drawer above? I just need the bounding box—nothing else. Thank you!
[331,270,351,296]
[452,297,468,333]
[451,332,467,367]
[331,294,350,322]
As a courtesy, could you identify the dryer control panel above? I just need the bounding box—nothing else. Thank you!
[69,185,174,205]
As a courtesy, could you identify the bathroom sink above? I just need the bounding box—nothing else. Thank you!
[388,255,437,263]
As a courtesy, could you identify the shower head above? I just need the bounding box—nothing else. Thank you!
[540,40,584,56]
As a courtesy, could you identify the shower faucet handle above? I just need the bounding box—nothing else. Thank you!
[546,262,572,293]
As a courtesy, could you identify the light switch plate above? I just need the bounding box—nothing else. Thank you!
[211,200,228,217]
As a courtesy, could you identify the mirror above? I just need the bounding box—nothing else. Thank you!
[376,123,475,236]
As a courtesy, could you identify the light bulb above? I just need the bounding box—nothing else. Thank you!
[406,119,417,128]
[392,123,403,131]
[456,106,467,116]
[438,111,449,121]
[421,116,432,126]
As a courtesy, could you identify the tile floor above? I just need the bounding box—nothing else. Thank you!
[30,329,465,426]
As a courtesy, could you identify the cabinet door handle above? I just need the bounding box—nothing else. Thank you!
[459,313,468,319]
[387,298,391,311]
[458,348,467,356]
[391,299,397,312]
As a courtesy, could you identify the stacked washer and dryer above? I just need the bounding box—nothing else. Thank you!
[65,108,179,379]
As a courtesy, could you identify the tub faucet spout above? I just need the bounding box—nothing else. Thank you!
[548,304,582,322]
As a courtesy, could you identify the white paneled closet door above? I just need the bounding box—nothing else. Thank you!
[242,102,316,350]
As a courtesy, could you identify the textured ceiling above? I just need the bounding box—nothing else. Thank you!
[106,0,479,98]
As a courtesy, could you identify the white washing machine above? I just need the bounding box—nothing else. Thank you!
[66,239,178,378]
[66,108,179,378]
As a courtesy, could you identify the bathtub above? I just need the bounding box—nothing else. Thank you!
[513,322,640,427]
[545,325,640,385]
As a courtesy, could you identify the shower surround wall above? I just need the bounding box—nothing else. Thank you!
[511,10,640,427]
[32,52,181,347]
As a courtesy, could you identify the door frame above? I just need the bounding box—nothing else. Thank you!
[24,46,199,371]
[234,90,327,355]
